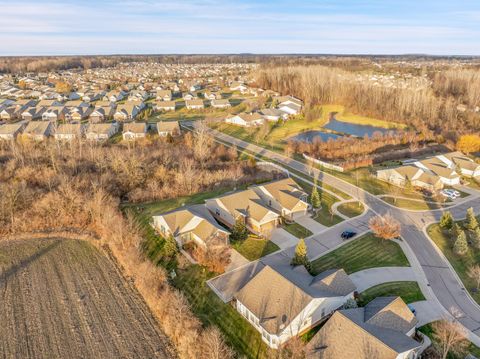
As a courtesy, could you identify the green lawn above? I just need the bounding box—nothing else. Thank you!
[382,196,447,211]
[283,222,313,238]
[231,236,280,261]
[311,233,410,275]
[171,265,270,358]
[428,220,480,305]
[357,281,425,306]
[337,201,365,218]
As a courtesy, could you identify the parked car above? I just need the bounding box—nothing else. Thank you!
[341,230,357,240]
[440,189,460,200]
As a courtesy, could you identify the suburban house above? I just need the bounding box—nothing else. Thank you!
[154,100,176,112]
[103,90,125,103]
[260,108,287,122]
[225,113,264,127]
[42,106,65,121]
[0,122,26,140]
[85,123,118,141]
[251,178,309,221]
[152,204,230,247]
[157,121,181,137]
[230,81,248,93]
[122,122,147,140]
[375,151,477,192]
[37,99,63,107]
[21,106,46,121]
[234,263,356,349]
[211,99,231,109]
[54,123,85,141]
[376,165,444,192]
[64,106,92,122]
[306,296,421,359]
[89,106,114,123]
[185,99,205,110]
[438,151,480,178]
[274,96,304,116]
[205,188,281,236]
[183,93,196,101]
[113,103,140,122]
[204,91,222,100]
[22,121,55,141]
[156,89,172,101]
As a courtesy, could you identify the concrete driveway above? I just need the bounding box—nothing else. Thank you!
[225,249,250,272]
[294,215,327,235]
[270,228,298,249]
[350,266,416,292]
[410,300,445,326]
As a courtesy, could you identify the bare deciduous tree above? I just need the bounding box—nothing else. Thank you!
[467,265,480,290]
[368,214,401,241]
[432,319,468,359]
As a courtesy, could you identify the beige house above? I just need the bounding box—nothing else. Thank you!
[185,99,204,110]
[54,124,85,141]
[235,264,356,349]
[85,123,118,141]
[377,164,444,192]
[0,122,25,140]
[211,99,231,109]
[152,204,229,247]
[439,151,480,178]
[154,101,176,112]
[157,121,181,137]
[21,106,46,121]
[23,121,54,141]
[156,89,172,101]
[89,106,114,123]
[251,178,309,221]
[123,122,147,140]
[205,188,280,236]
[225,113,264,127]
[114,103,140,122]
[306,296,421,359]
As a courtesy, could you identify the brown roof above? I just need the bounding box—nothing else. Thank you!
[253,178,308,211]
[123,122,146,134]
[186,99,204,106]
[157,121,180,133]
[306,297,420,359]
[23,121,51,136]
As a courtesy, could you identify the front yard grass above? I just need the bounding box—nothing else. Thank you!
[282,222,313,238]
[311,233,410,275]
[382,196,447,211]
[231,236,280,261]
[337,201,365,218]
[357,281,425,306]
[427,219,480,305]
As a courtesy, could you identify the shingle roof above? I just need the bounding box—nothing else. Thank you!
[305,297,420,359]
[23,121,51,135]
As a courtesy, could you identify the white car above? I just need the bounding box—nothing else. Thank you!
[440,189,461,200]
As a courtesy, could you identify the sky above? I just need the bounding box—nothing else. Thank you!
[1,0,480,56]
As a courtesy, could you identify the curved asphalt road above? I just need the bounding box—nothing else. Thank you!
[187,122,480,341]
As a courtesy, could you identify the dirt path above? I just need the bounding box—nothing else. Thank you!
[0,238,175,359]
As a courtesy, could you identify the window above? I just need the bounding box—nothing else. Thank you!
[215,209,220,216]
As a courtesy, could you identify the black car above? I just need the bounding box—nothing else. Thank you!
[341,230,357,240]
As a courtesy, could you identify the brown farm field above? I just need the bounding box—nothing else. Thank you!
[0,238,174,359]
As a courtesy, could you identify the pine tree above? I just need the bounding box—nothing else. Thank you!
[291,238,311,271]
[311,178,321,209]
[440,211,454,230]
[466,207,479,232]
[454,231,468,256]
[451,223,462,239]
[231,217,249,242]
[163,234,178,257]
[472,227,480,250]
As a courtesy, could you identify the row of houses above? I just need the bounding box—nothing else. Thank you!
[376,151,480,192]
[225,95,304,127]
[0,120,181,142]
[152,178,309,248]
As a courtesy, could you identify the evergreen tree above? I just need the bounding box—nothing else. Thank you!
[472,227,480,250]
[163,234,178,257]
[466,207,479,232]
[440,211,454,230]
[230,217,249,242]
[451,223,462,239]
[454,231,468,256]
[291,238,311,271]
[311,178,321,209]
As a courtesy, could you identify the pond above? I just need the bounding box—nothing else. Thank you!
[323,118,396,137]
[288,130,341,143]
